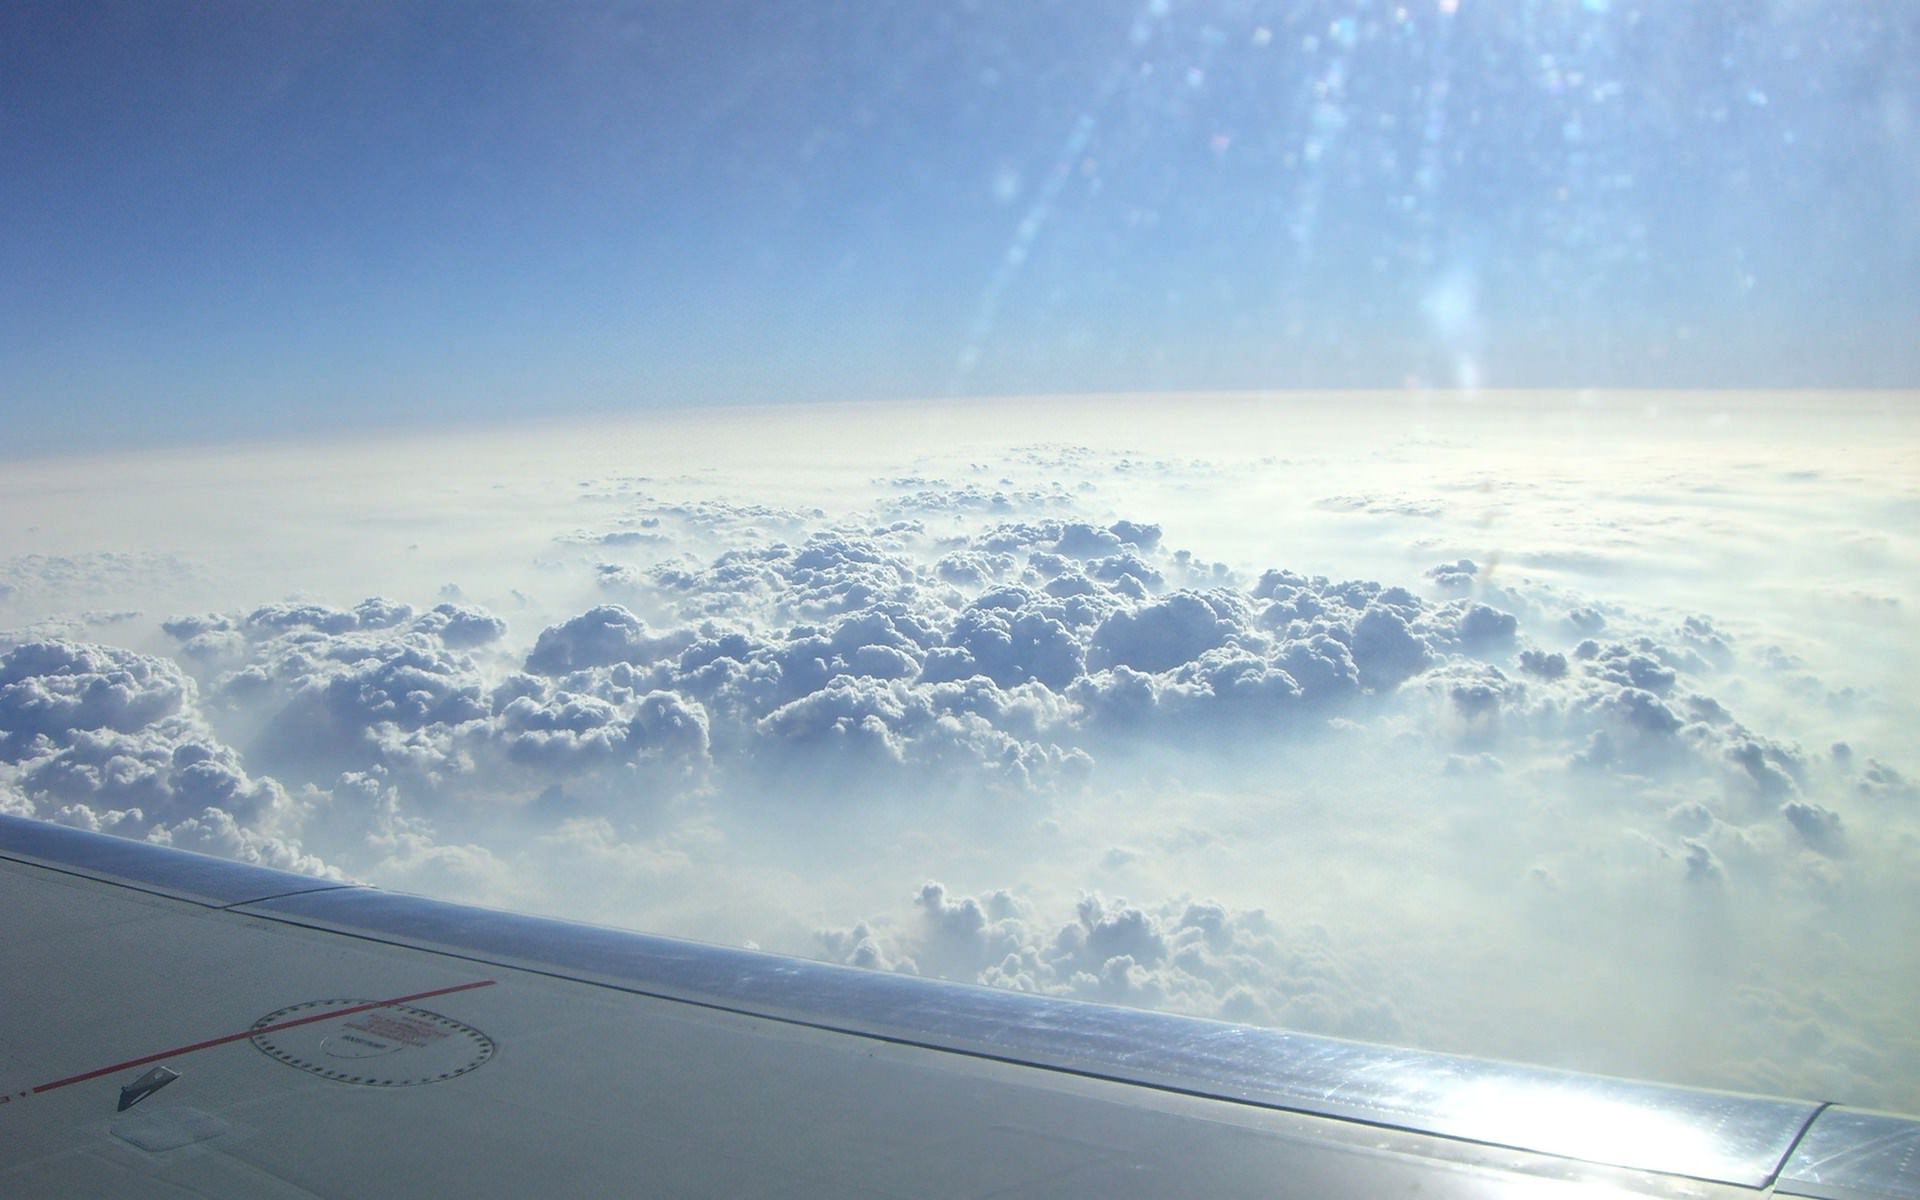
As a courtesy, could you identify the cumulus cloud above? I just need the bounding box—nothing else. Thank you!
[817,882,1402,1040]
[526,605,691,675]
[1781,800,1845,855]
[46,501,1883,900]
[5,438,1915,1114]
[0,639,331,876]
[0,640,192,750]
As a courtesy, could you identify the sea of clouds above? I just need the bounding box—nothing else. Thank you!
[2,393,1915,1110]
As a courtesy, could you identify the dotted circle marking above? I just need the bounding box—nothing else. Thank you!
[250,999,495,1087]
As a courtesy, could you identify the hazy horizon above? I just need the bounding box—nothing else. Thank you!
[5,3,1916,456]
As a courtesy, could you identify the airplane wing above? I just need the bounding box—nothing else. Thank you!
[2,812,1914,1198]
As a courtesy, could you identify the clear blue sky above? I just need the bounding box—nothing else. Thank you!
[3,1,1915,455]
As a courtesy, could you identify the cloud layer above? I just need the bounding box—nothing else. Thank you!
[2,401,1916,1112]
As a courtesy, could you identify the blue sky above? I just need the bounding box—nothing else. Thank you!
[4,1,1916,455]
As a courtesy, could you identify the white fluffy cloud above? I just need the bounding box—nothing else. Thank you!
[11,507,1878,920]
[818,882,1403,1041]
[0,639,330,875]
[5,513,1889,908]
[2,400,1915,1112]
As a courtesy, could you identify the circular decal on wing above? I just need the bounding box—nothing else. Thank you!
[250,999,494,1087]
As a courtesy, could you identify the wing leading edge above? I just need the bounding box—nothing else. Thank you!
[1,812,1913,1198]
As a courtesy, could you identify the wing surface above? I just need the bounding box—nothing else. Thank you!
[2,813,1913,1198]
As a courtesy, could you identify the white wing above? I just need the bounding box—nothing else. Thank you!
[2,814,1912,1197]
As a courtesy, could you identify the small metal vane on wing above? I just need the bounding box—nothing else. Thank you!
[116,1066,179,1112]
